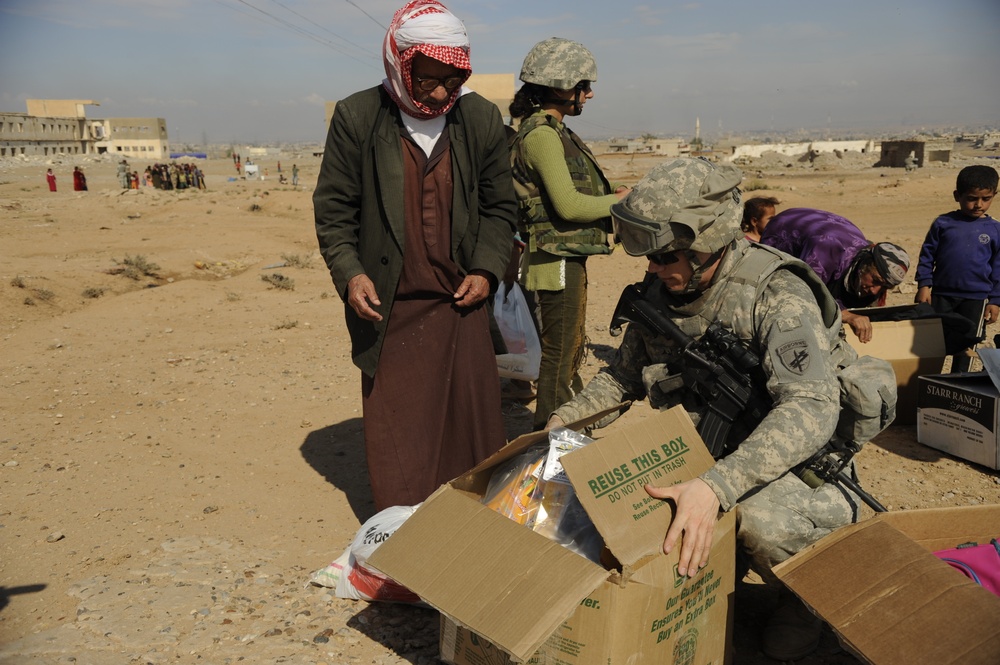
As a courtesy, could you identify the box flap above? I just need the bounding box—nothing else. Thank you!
[843,316,946,359]
[367,484,609,662]
[562,406,715,566]
[977,348,1000,392]
[875,504,1000,552]
[775,514,1000,664]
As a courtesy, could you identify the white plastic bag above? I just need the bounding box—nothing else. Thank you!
[309,504,424,604]
[494,282,541,381]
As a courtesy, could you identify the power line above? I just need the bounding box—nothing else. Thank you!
[266,0,373,55]
[342,0,387,31]
[211,0,378,68]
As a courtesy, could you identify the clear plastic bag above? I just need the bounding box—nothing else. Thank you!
[531,428,605,562]
[481,445,547,526]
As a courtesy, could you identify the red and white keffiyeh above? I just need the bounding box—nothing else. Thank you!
[382,0,471,119]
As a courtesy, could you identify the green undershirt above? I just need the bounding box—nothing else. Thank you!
[520,118,619,292]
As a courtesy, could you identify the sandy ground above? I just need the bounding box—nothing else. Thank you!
[1,149,999,665]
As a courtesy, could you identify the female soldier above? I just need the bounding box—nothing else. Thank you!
[509,37,628,430]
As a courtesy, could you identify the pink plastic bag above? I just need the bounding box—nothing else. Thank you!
[934,538,1000,597]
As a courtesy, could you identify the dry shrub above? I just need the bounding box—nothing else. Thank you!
[742,179,772,192]
[110,254,160,280]
[261,273,294,290]
[281,253,311,269]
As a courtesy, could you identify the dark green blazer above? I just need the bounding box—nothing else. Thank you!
[314,85,517,376]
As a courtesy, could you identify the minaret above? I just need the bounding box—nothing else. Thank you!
[695,117,700,142]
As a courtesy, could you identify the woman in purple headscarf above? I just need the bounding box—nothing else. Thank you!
[760,207,910,342]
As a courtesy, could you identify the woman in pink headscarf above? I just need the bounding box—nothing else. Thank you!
[314,1,517,511]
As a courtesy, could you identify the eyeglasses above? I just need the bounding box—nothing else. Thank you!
[413,75,464,92]
[649,252,681,266]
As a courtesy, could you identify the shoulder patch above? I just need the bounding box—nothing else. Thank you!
[777,340,811,375]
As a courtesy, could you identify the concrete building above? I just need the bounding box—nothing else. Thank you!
[465,73,515,125]
[93,117,169,160]
[0,112,87,157]
[0,100,169,160]
[604,137,688,156]
[725,139,876,162]
[877,138,953,168]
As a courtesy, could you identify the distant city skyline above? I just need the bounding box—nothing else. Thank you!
[1,1,998,144]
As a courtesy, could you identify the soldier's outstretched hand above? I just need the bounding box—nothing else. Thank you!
[645,478,721,578]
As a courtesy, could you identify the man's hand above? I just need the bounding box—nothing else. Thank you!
[914,285,932,305]
[346,274,382,322]
[985,304,999,325]
[644,478,720,577]
[841,310,873,343]
[454,271,491,308]
[545,414,565,430]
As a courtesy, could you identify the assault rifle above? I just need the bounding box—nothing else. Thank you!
[796,449,888,513]
[609,277,888,513]
[609,278,771,459]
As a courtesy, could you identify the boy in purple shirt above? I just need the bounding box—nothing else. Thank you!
[915,165,1000,372]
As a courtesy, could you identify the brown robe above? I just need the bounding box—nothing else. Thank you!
[361,131,506,510]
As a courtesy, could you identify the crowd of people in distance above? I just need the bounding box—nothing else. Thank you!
[142,162,206,190]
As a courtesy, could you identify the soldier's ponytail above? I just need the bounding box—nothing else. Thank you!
[509,83,547,119]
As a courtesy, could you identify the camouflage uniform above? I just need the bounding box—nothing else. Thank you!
[556,237,865,583]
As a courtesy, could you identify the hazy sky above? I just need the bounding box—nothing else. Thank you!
[1,0,998,144]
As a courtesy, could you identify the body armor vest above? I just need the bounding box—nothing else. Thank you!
[510,112,612,257]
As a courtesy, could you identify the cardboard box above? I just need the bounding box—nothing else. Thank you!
[916,348,1000,469]
[843,305,946,426]
[775,505,1000,665]
[368,407,735,665]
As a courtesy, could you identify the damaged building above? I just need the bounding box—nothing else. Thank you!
[878,138,953,168]
[0,99,169,160]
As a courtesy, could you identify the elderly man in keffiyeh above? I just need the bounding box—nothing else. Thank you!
[314,1,517,511]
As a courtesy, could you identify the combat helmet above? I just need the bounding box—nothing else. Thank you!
[612,158,744,257]
[519,37,597,90]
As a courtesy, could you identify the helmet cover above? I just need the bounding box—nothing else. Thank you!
[612,158,744,256]
[519,37,597,90]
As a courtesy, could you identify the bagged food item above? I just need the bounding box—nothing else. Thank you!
[481,445,547,526]
[309,504,424,603]
[531,428,605,562]
[480,431,606,562]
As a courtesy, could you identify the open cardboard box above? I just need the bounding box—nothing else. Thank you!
[916,347,1000,469]
[368,406,735,664]
[843,304,946,426]
[774,504,1000,664]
